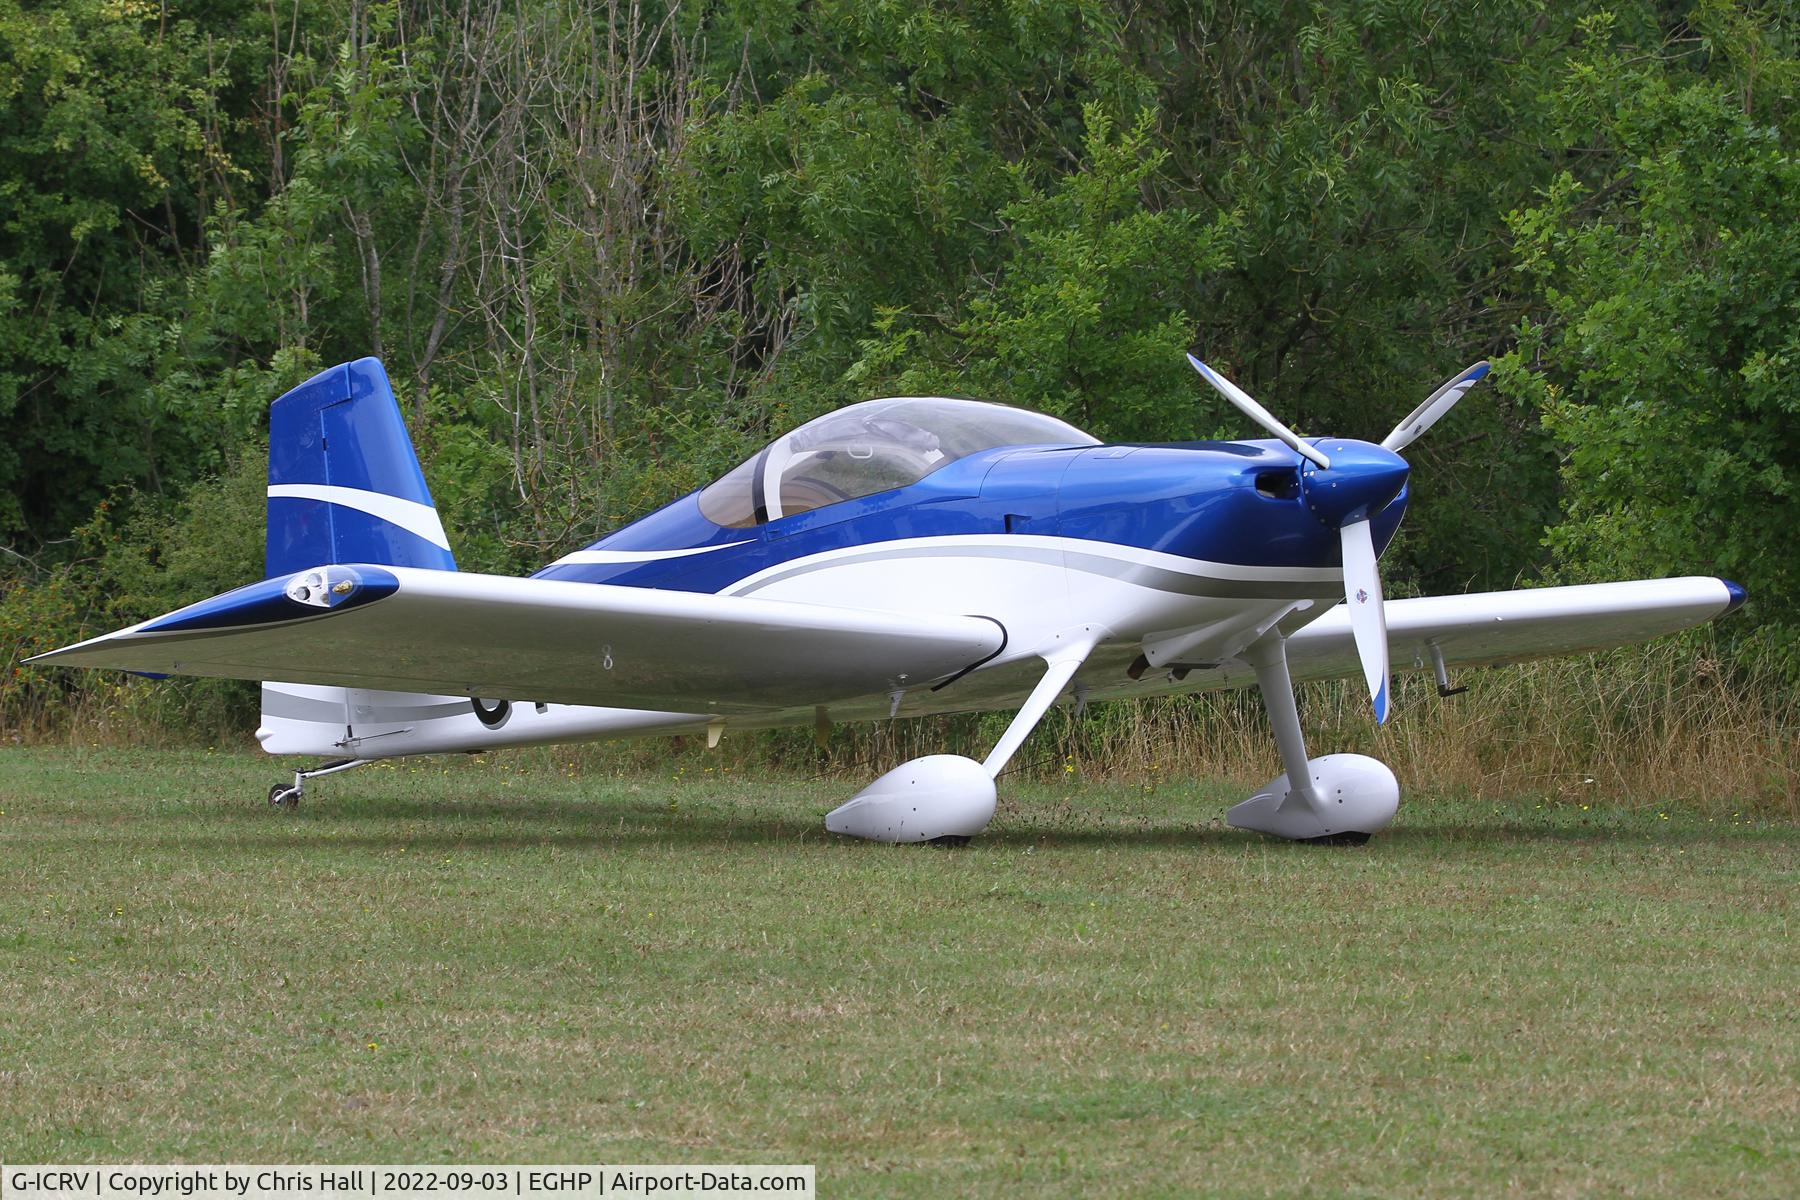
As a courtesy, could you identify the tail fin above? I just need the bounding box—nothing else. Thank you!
[265,358,456,577]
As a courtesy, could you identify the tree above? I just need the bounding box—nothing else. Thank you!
[1506,7,1800,669]
[0,0,273,543]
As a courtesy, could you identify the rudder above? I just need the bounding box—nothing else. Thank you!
[265,358,456,577]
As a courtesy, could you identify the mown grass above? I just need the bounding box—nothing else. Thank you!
[0,746,1794,1198]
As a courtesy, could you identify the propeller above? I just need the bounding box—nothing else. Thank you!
[1339,518,1390,723]
[1187,354,1488,723]
[1381,361,1490,453]
[1185,353,1330,469]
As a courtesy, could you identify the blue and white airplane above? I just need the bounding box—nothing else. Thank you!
[34,355,1745,843]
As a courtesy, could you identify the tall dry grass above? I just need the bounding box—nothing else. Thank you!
[27,634,1798,815]
[754,634,1797,814]
[1032,636,1798,813]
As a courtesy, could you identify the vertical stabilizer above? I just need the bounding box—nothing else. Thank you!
[265,358,456,577]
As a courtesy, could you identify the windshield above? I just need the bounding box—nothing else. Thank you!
[698,397,1097,528]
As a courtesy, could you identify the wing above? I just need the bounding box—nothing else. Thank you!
[29,564,1006,714]
[1284,577,1743,681]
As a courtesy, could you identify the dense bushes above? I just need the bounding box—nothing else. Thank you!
[2,2,1797,774]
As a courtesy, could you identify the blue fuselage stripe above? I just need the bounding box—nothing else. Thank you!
[531,441,1404,595]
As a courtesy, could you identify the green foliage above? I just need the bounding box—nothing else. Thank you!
[0,0,273,542]
[0,562,84,732]
[1507,11,1800,670]
[82,446,266,623]
[836,101,1236,443]
[7,0,1800,736]
[952,105,1236,440]
[2,448,265,735]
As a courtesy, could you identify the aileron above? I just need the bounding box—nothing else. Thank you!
[1285,577,1739,682]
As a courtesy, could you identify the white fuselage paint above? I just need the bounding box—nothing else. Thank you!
[258,534,1341,758]
[546,541,753,567]
[257,682,710,756]
[266,484,454,550]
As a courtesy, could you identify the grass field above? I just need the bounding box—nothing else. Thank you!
[0,746,1794,1197]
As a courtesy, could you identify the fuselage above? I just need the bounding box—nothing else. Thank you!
[536,438,1405,655]
[261,434,1410,757]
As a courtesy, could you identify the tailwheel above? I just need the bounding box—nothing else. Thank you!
[262,758,370,812]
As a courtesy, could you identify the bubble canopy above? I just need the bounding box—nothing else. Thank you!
[698,396,1099,528]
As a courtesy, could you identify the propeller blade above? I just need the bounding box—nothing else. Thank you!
[1379,360,1490,453]
[1186,353,1331,470]
[1340,518,1390,724]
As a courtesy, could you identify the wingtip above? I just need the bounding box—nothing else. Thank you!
[25,637,116,666]
[1722,579,1748,616]
[1373,681,1390,725]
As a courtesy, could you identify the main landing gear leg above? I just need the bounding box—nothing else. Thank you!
[1225,633,1400,844]
[267,758,372,809]
[825,634,1099,844]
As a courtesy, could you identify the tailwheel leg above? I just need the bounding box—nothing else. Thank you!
[265,758,371,810]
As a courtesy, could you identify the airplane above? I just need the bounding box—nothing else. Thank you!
[32,355,1746,844]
